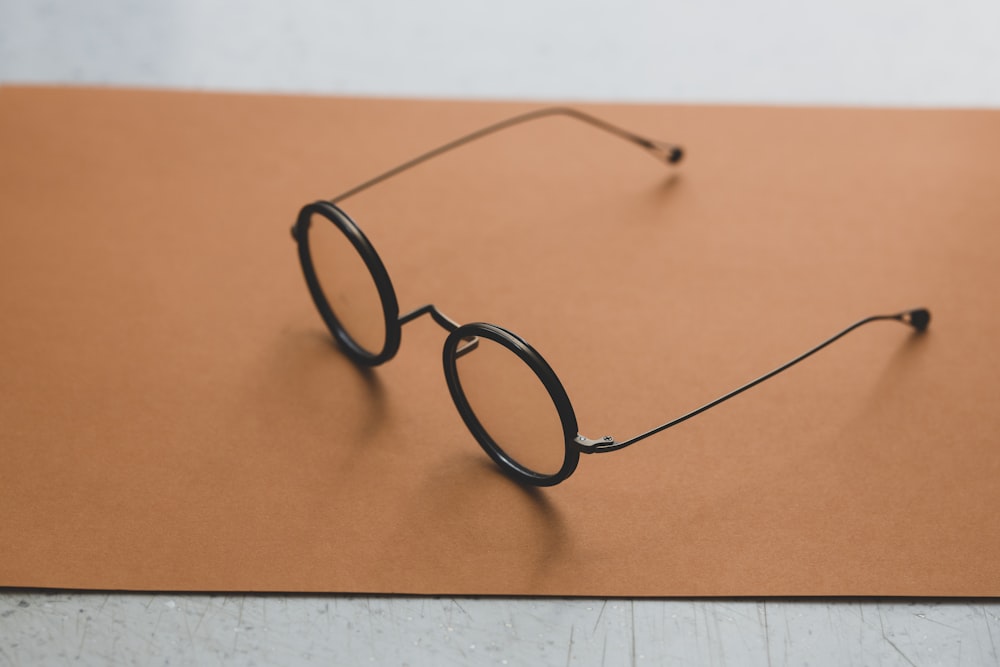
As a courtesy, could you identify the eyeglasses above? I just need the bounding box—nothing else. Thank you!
[291,107,930,487]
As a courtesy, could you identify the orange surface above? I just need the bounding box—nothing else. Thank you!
[1,86,998,595]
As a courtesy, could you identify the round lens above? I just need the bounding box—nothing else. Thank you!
[307,211,387,355]
[454,336,568,476]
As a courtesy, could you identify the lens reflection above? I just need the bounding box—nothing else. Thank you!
[308,212,386,354]
[455,337,566,476]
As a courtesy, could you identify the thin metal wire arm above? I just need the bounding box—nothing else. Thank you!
[579,308,931,453]
[329,107,684,204]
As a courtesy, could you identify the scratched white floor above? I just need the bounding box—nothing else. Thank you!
[2,1,999,665]
[2,594,998,666]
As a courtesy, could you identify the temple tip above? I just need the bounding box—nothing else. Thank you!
[904,308,931,332]
[640,139,684,165]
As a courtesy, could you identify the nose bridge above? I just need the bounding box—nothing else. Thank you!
[398,304,480,358]
[398,304,460,333]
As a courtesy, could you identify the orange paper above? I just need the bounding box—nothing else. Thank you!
[1,86,998,595]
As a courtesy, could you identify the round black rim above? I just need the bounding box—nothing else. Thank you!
[294,201,401,366]
[442,322,580,486]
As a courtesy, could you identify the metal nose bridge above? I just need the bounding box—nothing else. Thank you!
[398,304,459,332]
[398,304,479,356]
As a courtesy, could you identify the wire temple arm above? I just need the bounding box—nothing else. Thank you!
[580,308,931,453]
[329,107,684,204]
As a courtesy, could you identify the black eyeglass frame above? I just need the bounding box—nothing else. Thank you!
[443,322,583,486]
[295,201,401,366]
[292,108,930,487]
[294,200,585,485]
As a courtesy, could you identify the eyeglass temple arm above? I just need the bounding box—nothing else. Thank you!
[329,107,684,204]
[577,308,931,453]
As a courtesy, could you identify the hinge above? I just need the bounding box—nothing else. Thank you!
[575,434,618,454]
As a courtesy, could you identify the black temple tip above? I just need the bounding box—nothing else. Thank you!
[906,308,931,332]
[668,146,684,164]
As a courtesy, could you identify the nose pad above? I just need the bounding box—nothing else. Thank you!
[455,336,479,358]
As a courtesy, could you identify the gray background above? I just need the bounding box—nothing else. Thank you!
[1,1,998,664]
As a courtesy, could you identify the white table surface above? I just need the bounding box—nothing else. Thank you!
[2,1,998,665]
